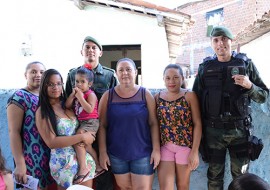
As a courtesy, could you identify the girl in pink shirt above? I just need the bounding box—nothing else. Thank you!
[0,148,14,190]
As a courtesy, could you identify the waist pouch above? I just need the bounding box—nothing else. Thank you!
[204,119,245,129]
[248,135,263,161]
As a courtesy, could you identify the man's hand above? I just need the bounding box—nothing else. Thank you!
[232,74,252,89]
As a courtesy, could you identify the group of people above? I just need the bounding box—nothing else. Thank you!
[2,25,268,190]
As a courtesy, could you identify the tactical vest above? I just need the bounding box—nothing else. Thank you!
[201,55,251,121]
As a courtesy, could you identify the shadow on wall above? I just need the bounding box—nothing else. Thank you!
[0,89,269,190]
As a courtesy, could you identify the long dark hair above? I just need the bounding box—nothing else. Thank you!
[38,69,65,135]
[0,148,11,175]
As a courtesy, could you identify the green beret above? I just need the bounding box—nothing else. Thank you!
[83,36,102,51]
[210,26,234,39]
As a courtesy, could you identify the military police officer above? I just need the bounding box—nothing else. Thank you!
[192,26,269,190]
[65,36,118,190]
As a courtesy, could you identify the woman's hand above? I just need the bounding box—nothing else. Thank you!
[150,149,160,170]
[188,149,199,171]
[13,163,27,184]
[99,151,110,171]
[81,131,96,145]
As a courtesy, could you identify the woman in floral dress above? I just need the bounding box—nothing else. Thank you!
[36,69,96,189]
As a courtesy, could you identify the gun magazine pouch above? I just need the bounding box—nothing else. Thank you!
[248,135,263,161]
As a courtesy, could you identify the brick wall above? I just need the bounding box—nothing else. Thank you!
[176,0,270,74]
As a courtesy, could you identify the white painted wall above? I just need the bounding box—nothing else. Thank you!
[0,0,169,89]
[241,32,270,88]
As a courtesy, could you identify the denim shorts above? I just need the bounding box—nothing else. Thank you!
[109,154,154,175]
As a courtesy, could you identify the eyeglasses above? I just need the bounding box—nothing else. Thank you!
[47,83,64,88]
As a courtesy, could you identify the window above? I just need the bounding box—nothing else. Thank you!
[206,8,224,37]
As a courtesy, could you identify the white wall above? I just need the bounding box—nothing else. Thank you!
[241,32,270,88]
[0,0,169,89]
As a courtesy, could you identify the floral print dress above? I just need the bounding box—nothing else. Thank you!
[49,117,95,188]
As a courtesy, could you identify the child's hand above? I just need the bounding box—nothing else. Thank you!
[69,88,76,98]
[74,87,84,100]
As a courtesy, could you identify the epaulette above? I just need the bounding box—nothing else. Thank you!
[102,66,115,73]
[203,55,215,63]
[68,68,76,73]
[68,66,81,73]
[234,52,250,62]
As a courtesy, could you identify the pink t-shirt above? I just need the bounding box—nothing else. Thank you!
[0,174,6,190]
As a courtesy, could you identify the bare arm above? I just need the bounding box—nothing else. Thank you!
[97,91,110,170]
[3,173,14,190]
[65,88,76,109]
[186,91,202,170]
[35,108,95,149]
[145,89,160,169]
[76,89,97,113]
[75,88,97,113]
[6,104,27,184]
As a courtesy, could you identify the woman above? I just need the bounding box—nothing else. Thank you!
[35,69,96,190]
[155,64,202,190]
[98,58,160,190]
[7,61,55,189]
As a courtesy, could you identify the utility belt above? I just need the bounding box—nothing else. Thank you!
[204,115,252,129]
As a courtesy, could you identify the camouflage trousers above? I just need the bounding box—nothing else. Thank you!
[205,127,250,190]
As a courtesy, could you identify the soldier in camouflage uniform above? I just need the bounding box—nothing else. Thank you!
[192,26,269,190]
[66,36,118,190]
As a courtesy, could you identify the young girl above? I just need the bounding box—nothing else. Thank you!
[66,67,103,184]
[0,148,14,190]
[155,64,202,190]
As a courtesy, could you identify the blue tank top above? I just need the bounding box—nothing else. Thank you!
[107,87,152,160]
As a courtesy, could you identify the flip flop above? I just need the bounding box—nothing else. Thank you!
[73,171,90,185]
[94,169,106,178]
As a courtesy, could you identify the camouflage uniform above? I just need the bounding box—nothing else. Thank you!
[65,63,118,190]
[192,52,269,190]
[66,63,118,100]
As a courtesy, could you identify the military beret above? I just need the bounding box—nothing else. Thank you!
[210,26,234,40]
[83,36,102,51]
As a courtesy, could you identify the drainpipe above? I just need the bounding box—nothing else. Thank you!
[237,44,241,53]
